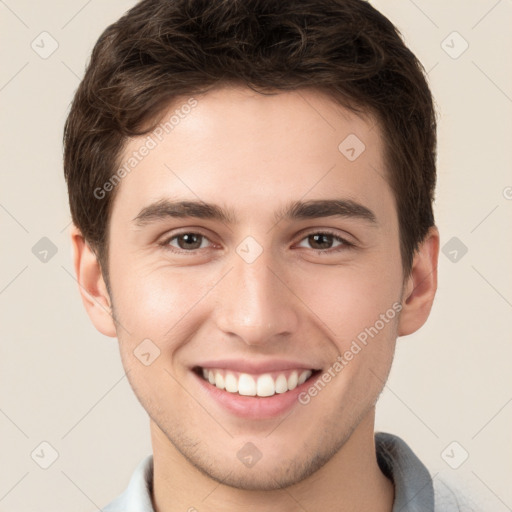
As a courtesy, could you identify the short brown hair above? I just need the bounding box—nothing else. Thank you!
[63,0,436,282]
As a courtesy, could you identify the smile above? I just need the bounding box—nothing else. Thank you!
[194,367,319,397]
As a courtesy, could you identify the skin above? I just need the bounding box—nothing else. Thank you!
[72,85,439,512]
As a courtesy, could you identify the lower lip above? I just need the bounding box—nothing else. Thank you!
[192,370,316,420]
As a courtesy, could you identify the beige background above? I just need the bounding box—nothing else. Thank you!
[1,0,511,510]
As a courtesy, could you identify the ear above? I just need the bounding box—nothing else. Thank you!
[397,226,439,337]
[70,226,117,337]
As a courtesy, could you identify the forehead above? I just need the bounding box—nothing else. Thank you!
[111,85,394,227]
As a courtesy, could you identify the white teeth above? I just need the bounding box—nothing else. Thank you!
[256,374,275,397]
[200,368,315,396]
[275,374,288,394]
[225,372,238,393]
[238,374,256,396]
[298,370,312,385]
[214,372,225,390]
[287,371,298,390]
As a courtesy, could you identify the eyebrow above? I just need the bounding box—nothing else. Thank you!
[132,198,377,226]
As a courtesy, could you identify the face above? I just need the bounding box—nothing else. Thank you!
[103,86,407,489]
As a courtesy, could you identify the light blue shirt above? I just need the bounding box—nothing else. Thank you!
[103,432,477,511]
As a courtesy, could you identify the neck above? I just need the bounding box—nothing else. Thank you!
[150,409,394,512]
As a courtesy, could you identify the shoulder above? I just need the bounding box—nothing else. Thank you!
[433,473,490,512]
[375,432,489,512]
[103,454,155,512]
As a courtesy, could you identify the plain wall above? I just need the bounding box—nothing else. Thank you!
[1,0,511,510]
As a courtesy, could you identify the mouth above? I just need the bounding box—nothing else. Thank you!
[193,366,321,398]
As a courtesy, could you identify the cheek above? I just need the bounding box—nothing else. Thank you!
[110,260,220,346]
[292,258,403,342]
[291,258,402,392]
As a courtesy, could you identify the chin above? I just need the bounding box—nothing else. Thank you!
[194,456,326,491]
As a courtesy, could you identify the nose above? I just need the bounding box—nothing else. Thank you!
[213,249,300,346]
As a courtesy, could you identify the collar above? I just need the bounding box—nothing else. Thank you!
[103,432,435,511]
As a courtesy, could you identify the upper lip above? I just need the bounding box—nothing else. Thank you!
[193,358,321,374]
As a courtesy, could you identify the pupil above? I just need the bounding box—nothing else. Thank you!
[179,233,201,249]
[310,234,332,249]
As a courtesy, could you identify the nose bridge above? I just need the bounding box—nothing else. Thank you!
[214,247,298,344]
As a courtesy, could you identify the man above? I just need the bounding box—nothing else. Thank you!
[63,0,473,510]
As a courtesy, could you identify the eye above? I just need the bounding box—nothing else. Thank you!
[296,232,353,251]
[165,232,212,251]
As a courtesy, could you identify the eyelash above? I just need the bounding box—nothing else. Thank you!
[159,230,355,254]
[296,230,355,254]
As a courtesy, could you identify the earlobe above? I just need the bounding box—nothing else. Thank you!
[70,226,117,338]
[397,226,439,337]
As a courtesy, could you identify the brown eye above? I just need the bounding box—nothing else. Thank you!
[308,233,335,249]
[168,233,209,250]
[296,232,352,252]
